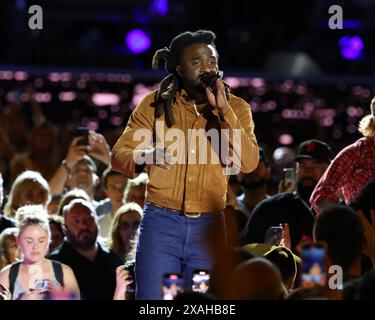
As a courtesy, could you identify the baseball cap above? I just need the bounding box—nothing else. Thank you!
[294,139,333,164]
[243,244,301,267]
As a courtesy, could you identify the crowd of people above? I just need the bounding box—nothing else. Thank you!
[1,29,375,301]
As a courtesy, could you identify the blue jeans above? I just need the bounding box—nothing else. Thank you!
[135,203,224,300]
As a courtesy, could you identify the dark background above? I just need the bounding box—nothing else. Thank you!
[1,0,375,76]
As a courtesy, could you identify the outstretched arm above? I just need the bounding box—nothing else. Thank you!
[310,145,356,213]
[49,136,88,195]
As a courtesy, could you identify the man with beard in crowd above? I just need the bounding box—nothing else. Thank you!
[241,140,333,251]
[236,148,271,218]
[49,199,122,300]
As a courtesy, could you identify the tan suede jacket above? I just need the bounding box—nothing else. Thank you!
[112,89,259,213]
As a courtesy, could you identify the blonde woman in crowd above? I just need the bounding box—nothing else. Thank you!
[108,203,142,300]
[0,205,80,300]
[123,173,148,208]
[108,202,143,264]
[4,171,50,218]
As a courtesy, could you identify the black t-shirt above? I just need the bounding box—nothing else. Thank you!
[241,192,315,249]
[0,215,16,234]
[49,241,123,300]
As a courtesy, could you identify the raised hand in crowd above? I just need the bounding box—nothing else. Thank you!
[65,136,90,169]
[49,136,89,195]
[49,131,111,195]
[278,178,294,193]
[88,130,111,166]
[113,265,134,300]
[279,223,291,250]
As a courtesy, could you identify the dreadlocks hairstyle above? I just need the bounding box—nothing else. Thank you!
[151,30,230,127]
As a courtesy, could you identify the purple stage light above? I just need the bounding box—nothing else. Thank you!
[98,110,108,119]
[224,77,240,88]
[59,92,76,102]
[49,72,61,82]
[125,29,151,54]
[34,78,44,88]
[343,20,363,30]
[16,0,26,11]
[0,71,13,80]
[14,71,28,81]
[87,121,99,131]
[278,134,293,145]
[92,93,120,106]
[339,35,364,60]
[149,0,168,15]
[35,92,52,103]
[111,116,123,127]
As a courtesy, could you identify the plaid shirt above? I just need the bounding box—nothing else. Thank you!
[310,137,375,213]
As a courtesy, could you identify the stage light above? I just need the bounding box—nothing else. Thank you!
[14,71,28,81]
[343,20,363,30]
[87,120,99,131]
[16,0,25,11]
[49,72,61,82]
[339,35,364,60]
[77,79,86,89]
[34,78,44,88]
[92,93,120,106]
[35,92,52,103]
[149,0,168,15]
[59,92,76,102]
[125,29,151,54]
[98,110,108,119]
[0,71,13,80]
[111,116,123,126]
[278,134,294,146]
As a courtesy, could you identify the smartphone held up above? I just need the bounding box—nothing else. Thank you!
[301,243,326,290]
[264,226,284,246]
[73,126,89,146]
[162,273,184,300]
[192,270,210,293]
[283,167,296,192]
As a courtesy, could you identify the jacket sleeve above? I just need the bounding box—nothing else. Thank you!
[219,96,259,174]
[310,144,356,213]
[111,93,156,178]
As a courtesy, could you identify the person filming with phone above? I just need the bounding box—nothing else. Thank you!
[242,139,334,251]
[0,205,80,300]
[49,128,111,199]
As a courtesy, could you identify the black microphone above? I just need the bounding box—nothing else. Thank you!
[199,70,224,92]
